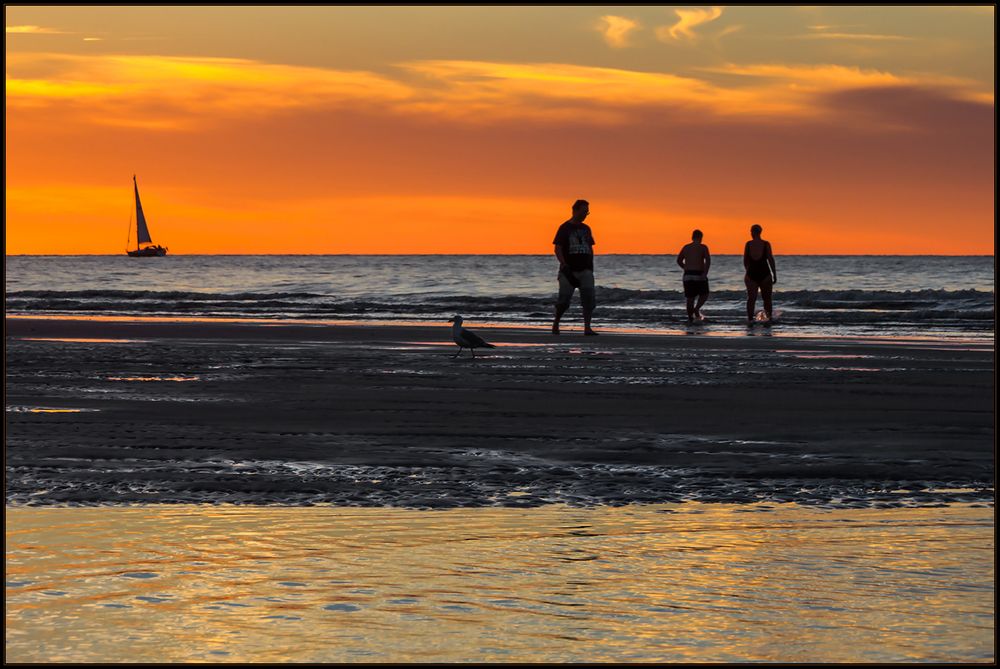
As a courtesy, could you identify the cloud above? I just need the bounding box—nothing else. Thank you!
[596,15,640,48]
[399,60,994,131]
[656,7,724,42]
[6,25,71,35]
[7,52,991,133]
[703,63,906,89]
[6,53,414,129]
[704,62,990,101]
[398,60,736,124]
[792,32,914,42]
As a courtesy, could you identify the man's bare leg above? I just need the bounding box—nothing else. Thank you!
[553,303,568,334]
[694,293,708,320]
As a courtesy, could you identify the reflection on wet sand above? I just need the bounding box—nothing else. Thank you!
[106,376,201,382]
[19,337,148,344]
[5,503,993,663]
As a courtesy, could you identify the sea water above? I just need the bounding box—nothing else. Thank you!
[4,254,995,341]
[5,503,993,663]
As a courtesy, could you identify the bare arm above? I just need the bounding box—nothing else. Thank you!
[704,246,711,275]
[743,242,751,271]
[554,244,567,269]
[676,248,686,269]
[766,242,776,282]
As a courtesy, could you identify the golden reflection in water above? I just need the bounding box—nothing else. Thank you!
[5,503,993,663]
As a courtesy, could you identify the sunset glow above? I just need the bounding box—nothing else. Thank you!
[5,6,994,254]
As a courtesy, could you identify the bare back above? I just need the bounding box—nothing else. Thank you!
[678,242,710,272]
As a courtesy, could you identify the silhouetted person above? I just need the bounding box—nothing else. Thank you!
[744,224,777,324]
[552,199,597,335]
[676,229,711,323]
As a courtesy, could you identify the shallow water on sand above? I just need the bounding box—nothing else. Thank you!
[5,503,993,662]
[5,254,994,341]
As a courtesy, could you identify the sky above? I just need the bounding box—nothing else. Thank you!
[5,5,995,254]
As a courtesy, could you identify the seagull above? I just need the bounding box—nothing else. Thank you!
[448,315,496,358]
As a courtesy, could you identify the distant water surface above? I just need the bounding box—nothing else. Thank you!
[5,503,993,663]
[5,255,994,341]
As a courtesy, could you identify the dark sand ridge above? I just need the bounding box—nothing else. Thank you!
[5,317,995,508]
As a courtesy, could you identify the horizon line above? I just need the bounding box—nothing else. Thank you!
[5,253,996,258]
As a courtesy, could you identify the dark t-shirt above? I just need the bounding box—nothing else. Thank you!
[553,220,596,272]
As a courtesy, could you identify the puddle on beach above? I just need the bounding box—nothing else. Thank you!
[828,367,892,372]
[785,353,875,359]
[106,376,201,382]
[5,406,100,414]
[5,503,992,663]
[392,341,549,349]
[19,337,149,344]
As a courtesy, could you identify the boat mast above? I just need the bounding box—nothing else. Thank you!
[134,175,140,252]
[125,209,133,252]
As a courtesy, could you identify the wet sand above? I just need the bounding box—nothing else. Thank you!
[5,317,995,507]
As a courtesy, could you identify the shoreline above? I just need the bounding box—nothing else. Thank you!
[6,314,993,348]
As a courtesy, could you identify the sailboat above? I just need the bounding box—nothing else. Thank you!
[126,175,168,257]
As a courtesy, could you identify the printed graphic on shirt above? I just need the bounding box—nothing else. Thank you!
[567,228,592,255]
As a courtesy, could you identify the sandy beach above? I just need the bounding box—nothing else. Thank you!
[5,316,993,508]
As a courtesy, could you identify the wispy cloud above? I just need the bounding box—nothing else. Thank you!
[703,63,906,89]
[6,52,991,132]
[596,15,640,48]
[401,60,993,129]
[798,33,913,41]
[797,25,913,42]
[6,25,71,35]
[6,53,413,129]
[656,7,724,42]
[398,60,736,124]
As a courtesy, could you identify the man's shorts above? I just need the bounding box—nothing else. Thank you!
[557,269,596,311]
[683,273,709,298]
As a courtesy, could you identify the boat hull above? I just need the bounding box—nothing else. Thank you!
[127,246,168,257]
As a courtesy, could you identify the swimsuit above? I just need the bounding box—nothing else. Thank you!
[683,270,709,297]
[746,249,771,283]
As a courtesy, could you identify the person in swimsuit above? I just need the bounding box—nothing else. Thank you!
[744,224,777,325]
[676,229,711,323]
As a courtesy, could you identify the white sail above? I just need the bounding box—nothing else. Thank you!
[134,175,153,246]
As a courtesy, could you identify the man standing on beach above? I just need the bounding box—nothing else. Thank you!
[676,229,711,323]
[552,199,597,335]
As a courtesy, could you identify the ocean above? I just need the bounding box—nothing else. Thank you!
[4,254,995,341]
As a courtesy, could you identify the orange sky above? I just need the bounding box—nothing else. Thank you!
[5,6,995,254]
